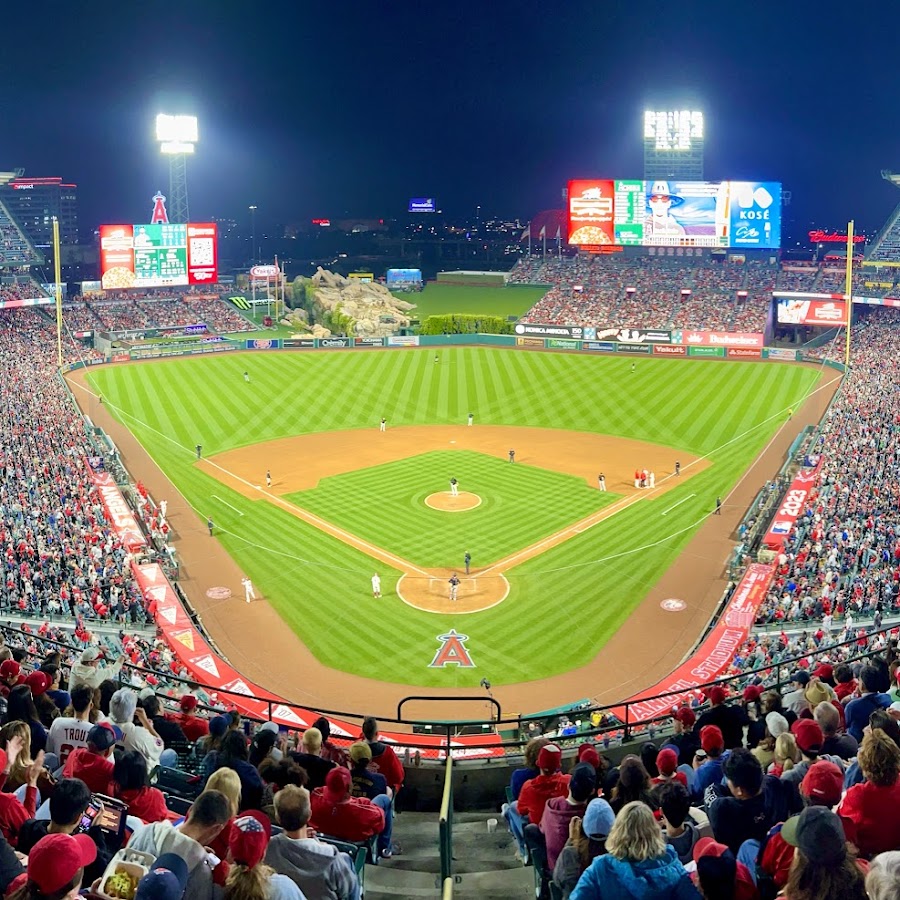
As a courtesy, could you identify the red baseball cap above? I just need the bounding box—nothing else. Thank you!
[28,833,97,893]
[700,725,724,753]
[672,706,696,727]
[812,664,834,681]
[24,670,50,697]
[791,719,824,754]
[742,684,763,702]
[693,837,730,863]
[537,744,562,771]
[0,660,20,680]
[656,747,678,776]
[322,766,352,803]
[801,761,844,806]
[229,813,271,870]
[708,686,727,705]
[577,744,601,768]
[179,694,198,712]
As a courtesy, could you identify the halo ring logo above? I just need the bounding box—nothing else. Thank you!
[206,586,232,600]
[660,598,686,612]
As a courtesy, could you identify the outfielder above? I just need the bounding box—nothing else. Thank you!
[371,573,381,598]
[468,412,474,426]
[242,577,256,603]
[380,417,386,432]
[449,477,459,497]
[449,572,460,601]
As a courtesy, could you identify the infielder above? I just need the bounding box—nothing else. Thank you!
[380,417,386,432]
[371,573,381,598]
[449,572,460,601]
[467,412,474,426]
[266,469,272,487]
[241,577,256,603]
[464,551,471,575]
[508,449,515,464]
[649,471,655,488]
[598,474,606,491]
[449,477,459,497]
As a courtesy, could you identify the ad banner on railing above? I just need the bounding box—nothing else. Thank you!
[615,563,775,722]
[89,470,147,553]
[762,459,823,551]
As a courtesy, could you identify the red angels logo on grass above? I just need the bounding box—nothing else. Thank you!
[429,629,475,668]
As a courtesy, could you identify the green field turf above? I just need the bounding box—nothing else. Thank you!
[288,450,614,568]
[396,283,546,319]
[85,348,823,689]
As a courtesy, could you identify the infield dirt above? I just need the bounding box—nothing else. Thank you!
[67,361,840,723]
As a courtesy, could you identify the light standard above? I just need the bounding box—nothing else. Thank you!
[156,114,197,223]
[249,205,258,264]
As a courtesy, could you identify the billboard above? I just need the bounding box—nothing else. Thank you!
[100,223,218,289]
[567,180,781,249]
[776,298,847,326]
[386,268,423,285]
[409,198,436,213]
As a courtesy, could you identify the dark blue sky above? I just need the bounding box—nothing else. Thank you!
[2,0,899,234]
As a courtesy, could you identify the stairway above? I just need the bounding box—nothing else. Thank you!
[365,810,535,899]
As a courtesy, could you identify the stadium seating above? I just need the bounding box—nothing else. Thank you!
[0,198,42,266]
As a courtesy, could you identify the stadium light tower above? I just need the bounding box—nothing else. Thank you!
[156,114,198,224]
[643,109,704,180]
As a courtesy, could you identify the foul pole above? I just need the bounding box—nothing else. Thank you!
[844,220,854,369]
[53,217,63,368]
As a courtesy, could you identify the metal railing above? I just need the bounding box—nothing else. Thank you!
[439,756,453,884]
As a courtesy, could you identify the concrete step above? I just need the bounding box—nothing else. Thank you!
[365,865,535,900]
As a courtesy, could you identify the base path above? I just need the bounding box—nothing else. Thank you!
[66,363,840,722]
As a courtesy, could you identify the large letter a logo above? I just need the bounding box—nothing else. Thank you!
[429,629,475,668]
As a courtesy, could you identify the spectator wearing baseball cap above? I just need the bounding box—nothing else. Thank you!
[516,743,569,827]
[266,784,359,900]
[223,813,304,900]
[551,797,614,899]
[838,729,900,858]
[166,695,210,743]
[6,832,97,900]
[62,723,119,792]
[708,748,793,856]
[692,726,725,803]
[348,741,390,802]
[67,646,125,693]
[134,853,189,900]
[540,763,598,870]
[783,670,812,716]
[695,686,747,750]
[780,807,867,900]
[670,706,699,766]
[0,660,23,698]
[782,720,844,787]
[691,837,757,900]
[309,766,391,856]
[752,710,789,772]
[651,748,688,790]
[757,760,849,892]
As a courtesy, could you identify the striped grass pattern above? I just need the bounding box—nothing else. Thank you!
[87,348,822,686]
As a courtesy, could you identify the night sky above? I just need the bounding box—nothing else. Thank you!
[3,1,899,234]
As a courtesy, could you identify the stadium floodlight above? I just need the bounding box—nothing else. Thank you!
[643,108,704,179]
[156,114,197,223]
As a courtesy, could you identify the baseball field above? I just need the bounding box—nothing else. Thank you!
[78,348,825,693]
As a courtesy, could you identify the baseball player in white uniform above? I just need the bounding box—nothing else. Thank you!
[371,573,381,598]
[379,417,386,432]
[449,573,460,601]
[449,477,459,497]
[159,499,167,519]
[242,577,256,603]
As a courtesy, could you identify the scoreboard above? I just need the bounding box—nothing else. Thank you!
[100,223,218,290]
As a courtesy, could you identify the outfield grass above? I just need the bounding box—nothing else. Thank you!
[86,348,822,687]
[289,450,614,568]
[396,283,546,319]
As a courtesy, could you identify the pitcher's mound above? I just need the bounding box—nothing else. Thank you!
[425,491,482,512]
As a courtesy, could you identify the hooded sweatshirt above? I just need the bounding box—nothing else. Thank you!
[265,832,358,900]
[63,747,115,793]
[67,658,124,693]
[569,844,700,900]
[541,795,588,870]
[127,820,216,900]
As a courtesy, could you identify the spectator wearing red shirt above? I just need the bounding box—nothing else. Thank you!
[652,748,689,789]
[0,733,42,847]
[107,751,168,824]
[517,744,570,831]
[540,763,597,870]
[62,723,118,793]
[167,694,210,742]
[310,767,386,845]
[838,730,900,858]
[360,717,404,795]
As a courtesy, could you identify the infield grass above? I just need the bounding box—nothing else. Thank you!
[85,348,824,688]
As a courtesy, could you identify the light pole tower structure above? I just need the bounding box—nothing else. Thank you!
[156,114,198,223]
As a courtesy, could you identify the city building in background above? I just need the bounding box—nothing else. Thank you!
[643,110,704,180]
[0,175,78,247]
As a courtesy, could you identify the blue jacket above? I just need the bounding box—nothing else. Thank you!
[570,845,700,900]
[692,758,724,803]
[845,692,891,742]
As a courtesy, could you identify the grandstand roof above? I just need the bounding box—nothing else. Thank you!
[522,209,566,241]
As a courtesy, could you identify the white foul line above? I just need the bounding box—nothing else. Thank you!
[661,494,696,517]
[211,495,245,516]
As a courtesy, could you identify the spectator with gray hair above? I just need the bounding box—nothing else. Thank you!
[866,851,900,900]
[109,688,163,770]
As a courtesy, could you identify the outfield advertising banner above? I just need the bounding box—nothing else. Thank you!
[387,335,420,346]
[516,337,545,348]
[593,328,673,344]
[514,323,584,338]
[317,338,351,348]
[653,344,687,356]
[619,563,775,722]
[282,339,315,348]
[726,347,761,359]
[245,339,281,350]
[765,348,799,361]
[547,338,581,350]
[776,298,847,326]
[688,346,725,357]
[677,331,765,348]
[567,180,782,249]
[617,343,653,354]
[762,461,822,551]
[353,337,385,347]
[582,341,618,352]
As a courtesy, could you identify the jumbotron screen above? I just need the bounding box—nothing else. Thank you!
[99,223,218,290]
[567,180,781,249]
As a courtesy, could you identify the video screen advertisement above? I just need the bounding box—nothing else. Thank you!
[567,180,781,250]
[99,223,218,290]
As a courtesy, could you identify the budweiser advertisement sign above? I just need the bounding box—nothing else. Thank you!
[675,331,765,348]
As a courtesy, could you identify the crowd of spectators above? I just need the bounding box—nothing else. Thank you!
[0,208,39,267]
[0,281,47,305]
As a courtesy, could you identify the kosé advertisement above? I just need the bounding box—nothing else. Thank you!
[728,183,781,248]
